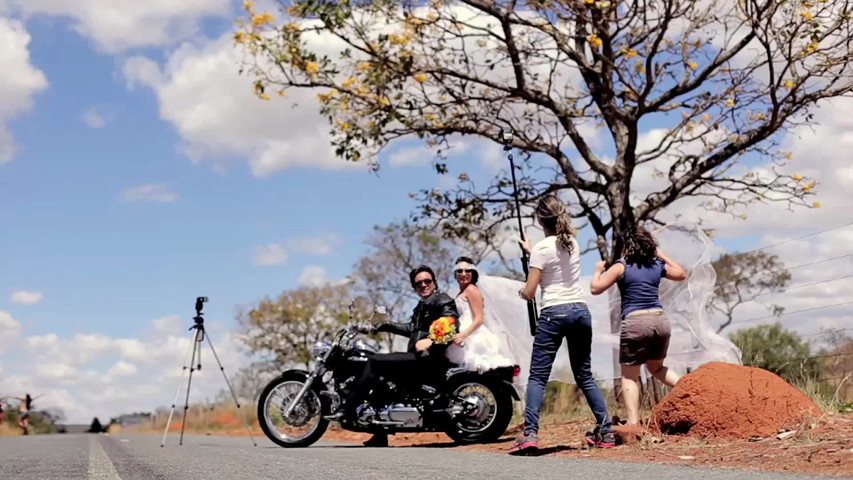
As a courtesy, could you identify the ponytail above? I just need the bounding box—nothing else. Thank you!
[535,194,577,254]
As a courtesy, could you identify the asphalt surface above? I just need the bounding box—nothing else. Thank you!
[0,433,841,479]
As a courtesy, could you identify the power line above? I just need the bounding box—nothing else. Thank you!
[786,253,853,271]
[801,328,853,338]
[741,221,853,255]
[751,274,853,298]
[806,351,853,361]
[730,300,853,325]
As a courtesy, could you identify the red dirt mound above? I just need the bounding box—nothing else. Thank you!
[652,362,822,438]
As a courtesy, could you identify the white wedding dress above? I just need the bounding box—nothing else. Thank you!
[445,295,515,371]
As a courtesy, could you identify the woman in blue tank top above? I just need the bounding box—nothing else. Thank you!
[589,226,687,426]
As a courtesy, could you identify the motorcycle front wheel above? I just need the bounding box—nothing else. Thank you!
[444,376,513,444]
[258,371,329,448]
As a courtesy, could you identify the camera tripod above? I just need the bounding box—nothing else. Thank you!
[160,297,257,447]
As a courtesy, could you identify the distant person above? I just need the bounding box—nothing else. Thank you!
[15,394,33,435]
[0,396,6,424]
[590,226,687,425]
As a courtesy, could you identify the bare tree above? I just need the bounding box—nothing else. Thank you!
[235,0,841,258]
[236,283,372,369]
[709,250,791,332]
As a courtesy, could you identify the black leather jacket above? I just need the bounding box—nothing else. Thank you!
[376,291,459,353]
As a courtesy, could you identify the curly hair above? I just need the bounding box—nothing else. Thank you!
[622,226,658,266]
[535,194,577,254]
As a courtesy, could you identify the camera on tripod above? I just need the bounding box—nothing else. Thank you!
[194,296,208,324]
[161,295,257,447]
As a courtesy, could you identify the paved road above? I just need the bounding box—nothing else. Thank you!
[0,433,840,479]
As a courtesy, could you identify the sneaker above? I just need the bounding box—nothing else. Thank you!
[508,431,538,455]
[584,430,616,449]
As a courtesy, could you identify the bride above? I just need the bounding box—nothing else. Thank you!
[445,256,515,371]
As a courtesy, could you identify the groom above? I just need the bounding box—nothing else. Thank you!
[347,264,458,447]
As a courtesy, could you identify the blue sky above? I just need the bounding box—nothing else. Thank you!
[0,1,850,423]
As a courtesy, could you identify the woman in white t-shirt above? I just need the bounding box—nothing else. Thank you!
[508,194,614,455]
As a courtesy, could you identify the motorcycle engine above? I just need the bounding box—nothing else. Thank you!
[378,404,422,427]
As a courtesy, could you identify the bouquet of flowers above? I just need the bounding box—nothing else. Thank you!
[428,316,458,344]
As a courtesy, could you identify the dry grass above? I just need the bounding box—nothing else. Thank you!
[127,403,262,436]
[0,422,21,437]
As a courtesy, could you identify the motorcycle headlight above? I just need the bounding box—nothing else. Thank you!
[311,340,332,360]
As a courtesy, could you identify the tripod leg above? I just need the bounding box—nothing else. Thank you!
[179,329,202,446]
[160,330,197,447]
[205,333,258,447]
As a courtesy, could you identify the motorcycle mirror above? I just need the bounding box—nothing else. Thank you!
[350,296,370,311]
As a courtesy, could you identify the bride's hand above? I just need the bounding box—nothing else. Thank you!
[452,333,466,346]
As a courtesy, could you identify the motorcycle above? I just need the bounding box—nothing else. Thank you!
[257,302,520,448]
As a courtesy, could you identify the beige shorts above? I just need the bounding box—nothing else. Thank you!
[619,310,671,365]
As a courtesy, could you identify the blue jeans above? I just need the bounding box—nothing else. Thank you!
[523,303,612,435]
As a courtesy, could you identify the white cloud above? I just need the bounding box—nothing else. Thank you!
[298,266,328,287]
[81,106,108,128]
[0,311,22,352]
[1,317,249,423]
[35,362,78,381]
[150,315,181,337]
[121,183,179,203]
[10,290,42,305]
[4,0,230,53]
[253,244,287,266]
[122,33,368,177]
[288,234,341,256]
[388,145,433,167]
[106,361,138,378]
[0,17,48,163]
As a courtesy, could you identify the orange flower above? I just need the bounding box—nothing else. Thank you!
[429,316,458,344]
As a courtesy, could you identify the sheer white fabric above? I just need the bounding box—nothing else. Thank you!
[445,297,515,371]
[472,221,741,386]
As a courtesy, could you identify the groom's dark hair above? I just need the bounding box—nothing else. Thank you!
[409,265,437,288]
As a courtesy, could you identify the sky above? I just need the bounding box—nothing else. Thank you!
[0,1,851,424]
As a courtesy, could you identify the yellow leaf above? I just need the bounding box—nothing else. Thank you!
[813,201,822,208]
[725,98,735,108]
[251,12,275,26]
[687,61,698,70]
[740,214,748,220]
[588,34,603,49]
[243,0,255,10]
[793,174,803,181]
[800,10,813,20]
[414,72,428,83]
[702,113,710,121]
[277,89,287,97]
[305,62,319,76]
[803,184,811,192]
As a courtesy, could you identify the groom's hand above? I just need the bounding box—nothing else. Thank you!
[355,323,377,334]
[415,338,433,351]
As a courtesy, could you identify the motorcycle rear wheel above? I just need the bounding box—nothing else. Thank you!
[444,376,513,444]
[258,371,329,448]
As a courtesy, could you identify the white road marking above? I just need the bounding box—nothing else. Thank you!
[88,435,122,480]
